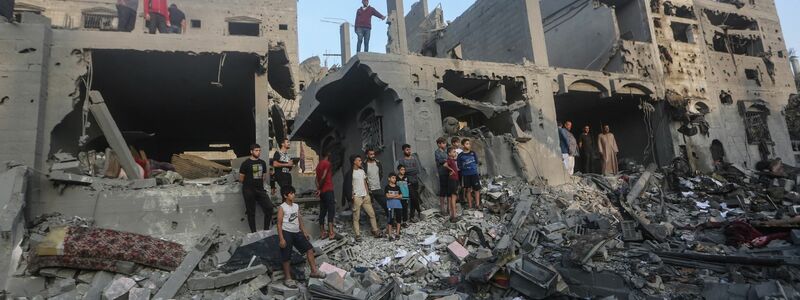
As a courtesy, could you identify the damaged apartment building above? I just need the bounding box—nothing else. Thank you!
[293,0,798,194]
[0,0,301,294]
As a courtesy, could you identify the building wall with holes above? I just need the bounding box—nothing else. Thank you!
[646,0,798,170]
[0,14,51,169]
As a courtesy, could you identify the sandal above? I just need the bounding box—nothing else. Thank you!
[320,232,328,240]
[355,235,362,242]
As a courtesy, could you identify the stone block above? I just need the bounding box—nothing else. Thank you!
[102,277,136,300]
[324,272,344,292]
[48,290,78,300]
[215,251,232,264]
[186,276,215,291]
[543,222,567,234]
[6,276,46,298]
[128,287,151,300]
[319,262,347,278]
[47,278,76,297]
[447,241,469,261]
[77,271,97,284]
[213,265,267,288]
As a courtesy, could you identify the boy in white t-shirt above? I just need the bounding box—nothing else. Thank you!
[277,186,325,288]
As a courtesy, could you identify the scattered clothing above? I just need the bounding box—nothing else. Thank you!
[598,132,619,175]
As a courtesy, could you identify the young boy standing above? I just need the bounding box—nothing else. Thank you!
[396,165,410,228]
[444,147,460,222]
[451,137,463,155]
[384,173,403,240]
[434,137,449,214]
[457,138,481,209]
[277,186,325,288]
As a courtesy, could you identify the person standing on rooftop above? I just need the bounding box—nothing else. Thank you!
[354,0,385,52]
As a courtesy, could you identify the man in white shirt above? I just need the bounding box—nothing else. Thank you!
[351,155,380,241]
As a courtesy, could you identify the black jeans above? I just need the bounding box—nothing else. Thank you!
[242,186,273,233]
[318,191,336,225]
[117,5,136,32]
[147,12,168,34]
[370,189,387,222]
[276,175,292,198]
[409,182,422,219]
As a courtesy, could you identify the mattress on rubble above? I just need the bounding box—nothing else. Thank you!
[29,226,186,274]
[171,154,231,179]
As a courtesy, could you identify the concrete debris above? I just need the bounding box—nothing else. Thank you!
[153,226,219,300]
[101,276,135,300]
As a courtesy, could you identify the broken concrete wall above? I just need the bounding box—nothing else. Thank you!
[405,0,445,55]
[434,0,540,64]
[292,54,569,196]
[541,0,620,70]
[28,184,250,245]
[653,0,797,171]
[0,14,51,169]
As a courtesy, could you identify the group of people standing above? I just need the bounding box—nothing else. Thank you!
[559,121,620,175]
[235,137,484,287]
[115,0,186,34]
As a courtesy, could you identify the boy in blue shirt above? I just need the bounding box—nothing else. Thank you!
[457,138,481,209]
[384,172,403,240]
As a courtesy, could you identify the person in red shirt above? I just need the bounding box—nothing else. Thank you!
[144,0,170,34]
[315,151,336,239]
[354,0,385,52]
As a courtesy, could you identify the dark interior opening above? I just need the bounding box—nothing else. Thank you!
[671,22,694,43]
[191,19,201,28]
[438,71,531,135]
[703,9,758,30]
[87,50,259,161]
[711,32,764,56]
[663,2,696,19]
[710,139,726,164]
[228,22,260,36]
[613,0,652,42]
[555,92,660,168]
[745,68,761,85]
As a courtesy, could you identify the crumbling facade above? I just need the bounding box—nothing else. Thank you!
[293,0,798,197]
[0,0,299,293]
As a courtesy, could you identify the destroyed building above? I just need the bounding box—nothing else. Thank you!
[3,0,800,299]
[293,0,798,194]
[0,0,301,296]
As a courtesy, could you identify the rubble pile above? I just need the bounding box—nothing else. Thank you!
[7,160,800,299]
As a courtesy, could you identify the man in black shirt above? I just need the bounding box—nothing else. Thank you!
[168,4,186,34]
[272,138,294,198]
[239,143,273,233]
[0,0,14,23]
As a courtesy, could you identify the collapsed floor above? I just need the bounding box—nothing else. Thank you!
[4,155,800,299]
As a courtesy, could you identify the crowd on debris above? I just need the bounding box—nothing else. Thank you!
[10,146,800,299]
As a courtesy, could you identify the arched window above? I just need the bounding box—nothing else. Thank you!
[359,108,383,152]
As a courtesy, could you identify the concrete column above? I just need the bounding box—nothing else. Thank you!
[255,73,270,147]
[386,0,408,55]
[790,55,800,79]
[340,22,351,65]
[524,0,549,66]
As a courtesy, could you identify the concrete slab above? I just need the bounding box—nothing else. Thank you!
[87,91,142,180]
[152,226,218,299]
